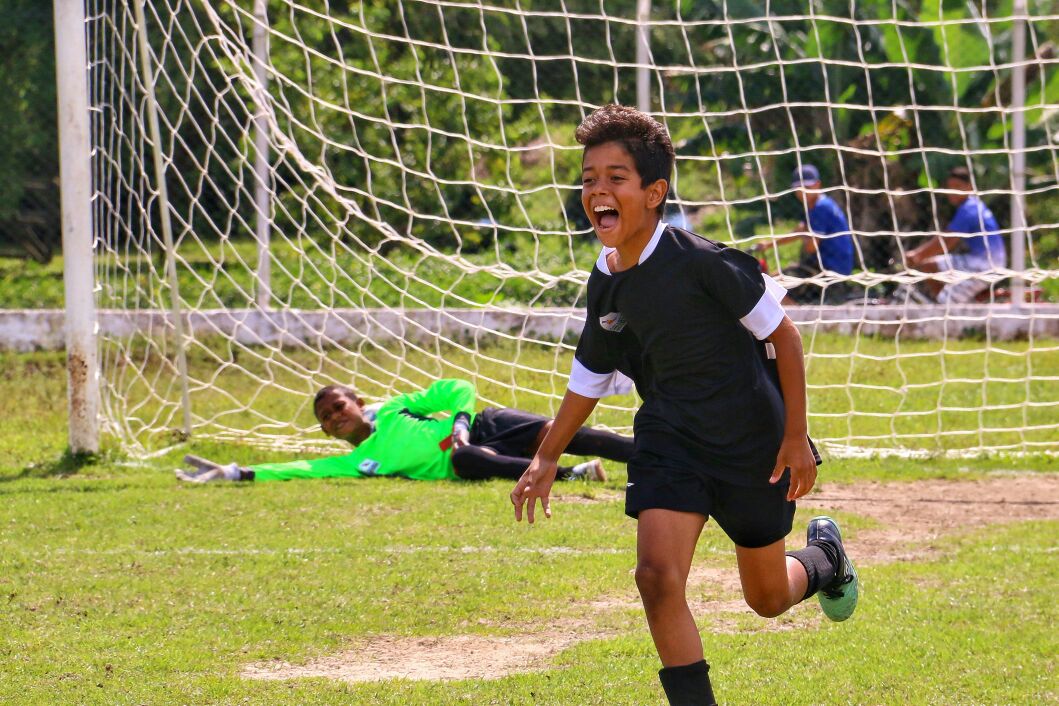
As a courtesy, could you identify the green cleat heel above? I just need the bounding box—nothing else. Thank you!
[807,515,859,622]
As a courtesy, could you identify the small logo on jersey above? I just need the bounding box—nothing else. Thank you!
[626,482,635,488]
[358,459,381,475]
[599,312,627,332]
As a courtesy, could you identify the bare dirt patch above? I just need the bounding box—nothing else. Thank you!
[243,475,1058,684]
[241,633,601,684]
[802,474,1059,565]
[550,489,624,505]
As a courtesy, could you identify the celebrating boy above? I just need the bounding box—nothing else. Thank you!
[510,105,858,705]
[178,378,633,484]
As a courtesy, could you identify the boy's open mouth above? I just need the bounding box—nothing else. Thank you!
[593,204,619,230]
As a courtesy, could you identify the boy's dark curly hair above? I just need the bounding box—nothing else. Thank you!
[313,385,358,419]
[575,104,675,214]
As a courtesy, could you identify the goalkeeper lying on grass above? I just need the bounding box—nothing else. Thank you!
[176,378,633,484]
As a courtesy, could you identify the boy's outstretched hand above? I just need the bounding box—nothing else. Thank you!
[511,456,558,523]
[770,434,817,501]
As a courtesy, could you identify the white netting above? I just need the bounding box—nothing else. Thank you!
[85,0,1059,456]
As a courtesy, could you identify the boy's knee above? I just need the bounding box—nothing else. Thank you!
[743,590,789,618]
[450,446,475,477]
[634,560,685,605]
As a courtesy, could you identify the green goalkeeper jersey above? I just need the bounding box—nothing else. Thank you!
[249,379,476,482]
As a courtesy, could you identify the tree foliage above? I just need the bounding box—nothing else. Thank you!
[5,0,1057,266]
[0,0,58,260]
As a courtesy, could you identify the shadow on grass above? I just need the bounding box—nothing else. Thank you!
[0,449,104,484]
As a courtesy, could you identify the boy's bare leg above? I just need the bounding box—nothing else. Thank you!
[735,539,808,618]
[635,509,707,666]
[912,257,945,299]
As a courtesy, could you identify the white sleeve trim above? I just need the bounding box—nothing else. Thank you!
[568,359,633,398]
[611,371,634,396]
[739,275,787,340]
[763,273,787,304]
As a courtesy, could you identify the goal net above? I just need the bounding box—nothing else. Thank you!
[84,0,1059,457]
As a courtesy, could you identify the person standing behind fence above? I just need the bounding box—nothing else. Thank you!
[756,164,855,303]
[906,166,1006,303]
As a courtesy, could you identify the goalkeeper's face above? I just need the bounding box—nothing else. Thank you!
[581,141,667,250]
[314,390,373,445]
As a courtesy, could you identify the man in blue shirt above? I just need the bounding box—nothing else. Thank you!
[907,166,1006,303]
[757,164,855,303]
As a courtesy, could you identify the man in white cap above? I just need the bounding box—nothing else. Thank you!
[757,164,855,303]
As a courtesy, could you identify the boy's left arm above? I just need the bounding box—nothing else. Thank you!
[767,316,818,500]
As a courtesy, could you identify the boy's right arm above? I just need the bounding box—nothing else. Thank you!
[510,390,599,523]
[382,378,476,418]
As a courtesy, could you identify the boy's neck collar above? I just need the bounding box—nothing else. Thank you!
[596,220,668,275]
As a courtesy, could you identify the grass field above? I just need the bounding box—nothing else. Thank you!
[2,351,1058,705]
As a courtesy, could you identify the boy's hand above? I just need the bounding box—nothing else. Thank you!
[770,435,817,501]
[511,456,559,524]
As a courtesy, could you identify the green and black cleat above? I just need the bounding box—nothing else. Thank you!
[807,515,859,622]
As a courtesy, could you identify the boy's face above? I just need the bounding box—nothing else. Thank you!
[793,180,822,205]
[581,141,667,250]
[945,177,971,206]
[314,390,372,445]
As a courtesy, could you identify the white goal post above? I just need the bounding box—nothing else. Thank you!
[59,1,1059,457]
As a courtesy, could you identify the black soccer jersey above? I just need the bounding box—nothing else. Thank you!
[569,222,789,486]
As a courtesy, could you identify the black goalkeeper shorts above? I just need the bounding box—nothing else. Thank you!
[469,407,549,458]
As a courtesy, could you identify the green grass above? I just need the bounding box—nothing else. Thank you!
[1,349,1058,704]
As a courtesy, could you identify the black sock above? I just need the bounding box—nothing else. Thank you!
[787,542,838,601]
[811,538,841,573]
[239,469,255,481]
[658,660,716,706]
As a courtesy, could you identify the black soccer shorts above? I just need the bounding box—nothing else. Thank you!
[624,466,797,549]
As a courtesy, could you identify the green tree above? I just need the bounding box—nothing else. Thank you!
[0,0,58,261]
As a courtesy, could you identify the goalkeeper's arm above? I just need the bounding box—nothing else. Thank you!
[176,451,370,483]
